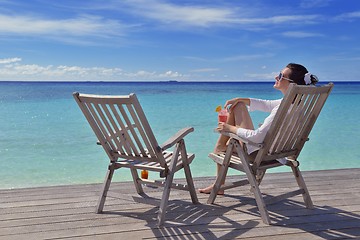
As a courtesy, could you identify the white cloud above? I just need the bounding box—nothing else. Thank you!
[0,1,324,48]
[119,0,321,28]
[159,70,182,78]
[0,14,128,45]
[12,64,53,75]
[124,70,155,78]
[0,57,22,64]
[232,15,320,25]
[282,31,324,38]
[334,11,360,21]
[120,0,236,27]
[0,58,188,81]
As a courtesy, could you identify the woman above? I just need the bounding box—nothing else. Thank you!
[199,63,318,195]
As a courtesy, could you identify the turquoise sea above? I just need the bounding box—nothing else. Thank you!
[1,81,359,189]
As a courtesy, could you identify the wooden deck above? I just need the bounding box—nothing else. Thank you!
[1,168,360,239]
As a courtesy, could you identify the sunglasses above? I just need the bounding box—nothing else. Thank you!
[278,72,294,82]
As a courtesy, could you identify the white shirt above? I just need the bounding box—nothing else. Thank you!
[236,98,282,154]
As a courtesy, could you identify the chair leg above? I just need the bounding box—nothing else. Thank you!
[180,141,199,204]
[207,141,234,204]
[248,174,271,225]
[234,142,271,225]
[130,168,144,194]
[96,163,115,213]
[256,169,266,185]
[291,165,313,209]
[157,142,180,226]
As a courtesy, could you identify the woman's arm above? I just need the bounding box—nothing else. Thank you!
[225,98,250,112]
[217,104,280,144]
[249,98,282,112]
[224,98,282,113]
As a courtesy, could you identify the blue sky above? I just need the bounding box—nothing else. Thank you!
[0,0,359,81]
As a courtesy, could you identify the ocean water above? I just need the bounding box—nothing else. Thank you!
[0,81,359,189]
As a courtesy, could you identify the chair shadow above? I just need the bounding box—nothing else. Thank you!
[269,200,360,238]
[103,193,259,240]
[102,190,360,239]
[225,192,360,239]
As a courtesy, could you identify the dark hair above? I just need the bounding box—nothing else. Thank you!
[286,63,318,85]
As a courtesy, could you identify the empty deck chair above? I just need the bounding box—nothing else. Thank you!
[73,92,198,226]
[207,83,333,224]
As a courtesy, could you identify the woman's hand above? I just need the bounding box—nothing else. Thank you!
[216,122,226,132]
[217,122,238,134]
[224,98,239,111]
[224,97,250,112]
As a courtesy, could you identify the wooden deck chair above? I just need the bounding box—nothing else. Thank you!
[207,83,334,224]
[73,92,198,226]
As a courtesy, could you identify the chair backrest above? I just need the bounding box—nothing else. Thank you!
[253,83,334,167]
[73,92,166,166]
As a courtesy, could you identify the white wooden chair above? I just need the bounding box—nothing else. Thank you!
[207,83,334,224]
[73,92,198,226]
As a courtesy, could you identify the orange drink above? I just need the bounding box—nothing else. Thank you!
[141,169,148,179]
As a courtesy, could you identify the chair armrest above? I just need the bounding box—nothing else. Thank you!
[217,130,264,148]
[160,127,194,151]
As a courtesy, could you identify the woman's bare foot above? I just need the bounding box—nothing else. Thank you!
[198,184,224,195]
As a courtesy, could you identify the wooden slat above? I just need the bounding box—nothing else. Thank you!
[78,101,117,160]
[282,93,312,150]
[110,104,142,156]
[0,169,359,239]
[125,103,157,158]
[270,92,303,153]
[127,95,163,163]
[287,93,319,150]
[97,103,129,154]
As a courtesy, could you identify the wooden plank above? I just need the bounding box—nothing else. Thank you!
[0,169,359,240]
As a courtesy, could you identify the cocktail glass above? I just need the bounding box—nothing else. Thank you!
[218,109,228,122]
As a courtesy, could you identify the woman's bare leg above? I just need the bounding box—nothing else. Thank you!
[199,102,254,194]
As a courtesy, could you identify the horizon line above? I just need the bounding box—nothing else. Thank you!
[0,80,358,83]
